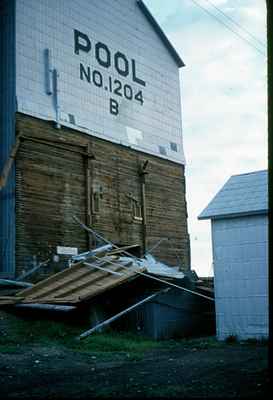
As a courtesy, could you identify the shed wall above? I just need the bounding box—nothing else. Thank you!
[114,287,215,339]
[212,215,268,340]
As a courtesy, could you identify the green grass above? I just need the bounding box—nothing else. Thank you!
[0,312,161,357]
[0,313,82,347]
[162,335,222,350]
[0,311,221,358]
[244,338,268,345]
[0,344,21,353]
[71,331,161,354]
[225,335,238,344]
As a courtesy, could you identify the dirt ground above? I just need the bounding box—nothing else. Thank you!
[0,339,269,398]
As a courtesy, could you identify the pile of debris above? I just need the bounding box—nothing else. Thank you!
[0,230,215,340]
[0,244,189,309]
[0,245,138,307]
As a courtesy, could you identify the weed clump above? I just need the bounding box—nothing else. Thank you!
[225,335,238,344]
[244,338,268,345]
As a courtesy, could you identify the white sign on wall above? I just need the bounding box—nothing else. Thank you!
[16,0,185,164]
[57,246,78,256]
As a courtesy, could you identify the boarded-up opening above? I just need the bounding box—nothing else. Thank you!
[15,138,88,276]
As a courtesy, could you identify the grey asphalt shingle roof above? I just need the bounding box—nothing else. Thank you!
[198,170,268,220]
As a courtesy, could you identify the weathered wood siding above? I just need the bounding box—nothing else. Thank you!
[15,113,190,277]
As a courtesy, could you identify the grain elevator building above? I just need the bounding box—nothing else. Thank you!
[0,0,190,278]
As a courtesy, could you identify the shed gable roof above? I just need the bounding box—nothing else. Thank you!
[198,170,268,220]
[137,0,185,68]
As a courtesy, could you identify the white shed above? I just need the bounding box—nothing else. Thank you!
[198,170,268,341]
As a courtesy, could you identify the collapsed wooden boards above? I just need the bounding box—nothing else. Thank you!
[0,296,25,305]
[0,257,146,306]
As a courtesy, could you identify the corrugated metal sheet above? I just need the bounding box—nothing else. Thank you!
[0,0,16,277]
[198,170,268,220]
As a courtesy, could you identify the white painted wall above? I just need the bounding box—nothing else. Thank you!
[15,0,185,164]
[212,215,268,340]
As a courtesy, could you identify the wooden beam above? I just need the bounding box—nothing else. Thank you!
[19,135,92,155]
[0,296,25,305]
[0,134,22,191]
[0,279,33,288]
[84,262,124,276]
[71,244,113,262]
[107,245,140,256]
[77,267,143,302]
[16,259,50,281]
[15,303,76,312]
[17,263,84,296]
[86,142,93,248]
[27,268,98,300]
[44,262,134,301]
[139,160,149,256]
[31,261,123,300]
[20,298,78,304]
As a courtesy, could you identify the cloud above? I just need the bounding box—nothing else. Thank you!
[212,0,229,4]
[145,0,267,276]
[239,2,267,25]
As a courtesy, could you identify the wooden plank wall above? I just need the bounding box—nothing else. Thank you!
[15,113,190,277]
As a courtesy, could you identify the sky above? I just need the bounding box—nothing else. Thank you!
[145,0,267,277]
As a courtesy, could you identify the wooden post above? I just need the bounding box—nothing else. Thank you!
[0,133,22,191]
[141,180,147,255]
[85,143,94,249]
[139,160,149,256]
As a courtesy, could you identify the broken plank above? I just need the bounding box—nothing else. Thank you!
[84,262,124,276]
[16,262,85,296]
[36,276,108,301]
[107,245,140,256]
[14,303,76,312]
[71,244,113,262]
[31,264,128,301]
[52,279,107,299]
[25,267,99,300]
[77,267,146,302]
[0,279,33,288]
[16,259,50,281]
[0,296,25,306]
[20,297,79,305]
[27,260,124,300]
